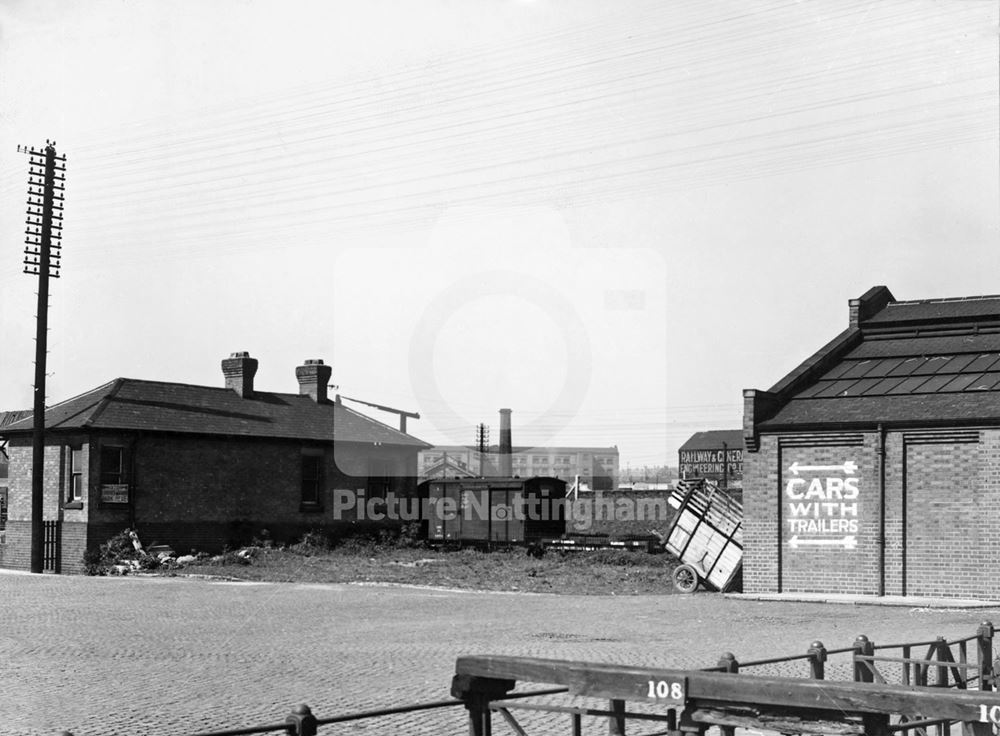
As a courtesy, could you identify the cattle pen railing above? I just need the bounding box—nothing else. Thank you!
[57,622,999,736]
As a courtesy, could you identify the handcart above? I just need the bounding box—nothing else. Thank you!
[663,478,743,593]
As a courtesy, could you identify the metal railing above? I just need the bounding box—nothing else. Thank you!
[57,688,567,736]
[452,621,998,736]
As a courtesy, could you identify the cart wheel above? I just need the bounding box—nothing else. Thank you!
[672,564,699,593]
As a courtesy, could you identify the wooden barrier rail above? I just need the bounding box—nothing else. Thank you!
[452,622,1000,736]
[453,656,1000,736]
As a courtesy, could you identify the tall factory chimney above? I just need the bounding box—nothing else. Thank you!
[499,408,512,476]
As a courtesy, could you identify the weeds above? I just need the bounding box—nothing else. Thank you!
[83,529,158,575]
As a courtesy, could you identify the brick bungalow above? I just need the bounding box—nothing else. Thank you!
[742,286,1000,600]
[0,352,430,573]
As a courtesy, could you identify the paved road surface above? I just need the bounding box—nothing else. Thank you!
[2,571,997,735]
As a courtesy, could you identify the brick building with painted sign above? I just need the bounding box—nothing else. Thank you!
[742,286,1000,600]
[677,429,743,489]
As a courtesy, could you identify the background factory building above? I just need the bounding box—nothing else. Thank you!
[677,429,743,490]
[420,409,619,490]
[743,286,1000,600]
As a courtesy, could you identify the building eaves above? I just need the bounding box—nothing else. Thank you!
[758,393,1000,432]
[1,381,118,434]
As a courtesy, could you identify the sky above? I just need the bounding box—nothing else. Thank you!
[0,0,997,470]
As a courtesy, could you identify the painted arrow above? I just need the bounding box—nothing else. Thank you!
[789,535,858,550]
[788,460,857,475]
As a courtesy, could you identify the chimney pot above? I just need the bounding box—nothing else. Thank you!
[222,352,258,398]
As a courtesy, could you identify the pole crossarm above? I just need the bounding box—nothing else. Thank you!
[454,655,1000,733]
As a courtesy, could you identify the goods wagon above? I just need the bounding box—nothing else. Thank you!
[418,476,566,545]
[665,477,743,593]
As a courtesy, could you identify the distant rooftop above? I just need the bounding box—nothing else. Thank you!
[678,430,744,452]
[421,444,619,455]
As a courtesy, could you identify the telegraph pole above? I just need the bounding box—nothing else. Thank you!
[21,141,66,574]
[476,423,489,475]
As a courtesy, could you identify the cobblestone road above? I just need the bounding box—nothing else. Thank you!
[2,571,998,736]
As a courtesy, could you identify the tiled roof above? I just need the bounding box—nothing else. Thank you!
[0,410,32,428]
[865,296,1000,326]
[846,333,1000,359]
[756,288,1000,431]
[678,430,744,451]
[0,379,430,447]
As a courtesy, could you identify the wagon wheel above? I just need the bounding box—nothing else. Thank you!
[672,564,700,593]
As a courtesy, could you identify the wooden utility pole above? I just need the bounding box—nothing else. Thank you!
[21,141,66,573]
[476,423,489,475]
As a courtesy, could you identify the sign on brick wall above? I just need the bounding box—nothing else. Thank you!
[100,484,129,504]
[679,448,743,485]
[785,460,859,550]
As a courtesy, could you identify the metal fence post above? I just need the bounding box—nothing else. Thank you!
[934,636,949,688]
[808,641,826,680]
[853,635,874,683]
[285,704,317,736]
[716,653,738,736]
[978,621,995,691]
[609,698,626,735]
[451,674,514,736]
[717,652,739,674]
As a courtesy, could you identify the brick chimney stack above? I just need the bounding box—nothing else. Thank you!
[222,351,258,398]
[296,359,333,402]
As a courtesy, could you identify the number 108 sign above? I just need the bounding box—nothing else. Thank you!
[645,678,686,703]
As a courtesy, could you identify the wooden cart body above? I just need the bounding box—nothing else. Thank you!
[665,479,743,592]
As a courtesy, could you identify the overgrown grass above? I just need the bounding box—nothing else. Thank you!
[88,526,683,594]
[176,545,681,595]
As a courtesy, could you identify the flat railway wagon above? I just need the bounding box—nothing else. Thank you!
[418,476,566,546]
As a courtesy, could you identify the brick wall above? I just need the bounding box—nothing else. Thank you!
[882,432,904,595]
[742,435,779,593]
[982,431,1000,598]
[744,428,1000,600]
[2,431,422,571]
[779,439,873,594]
[902,437,987,598]
[119,434,418,551]
[61,521,87,574]
[0,520,30,570]
[6,438,65,522]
